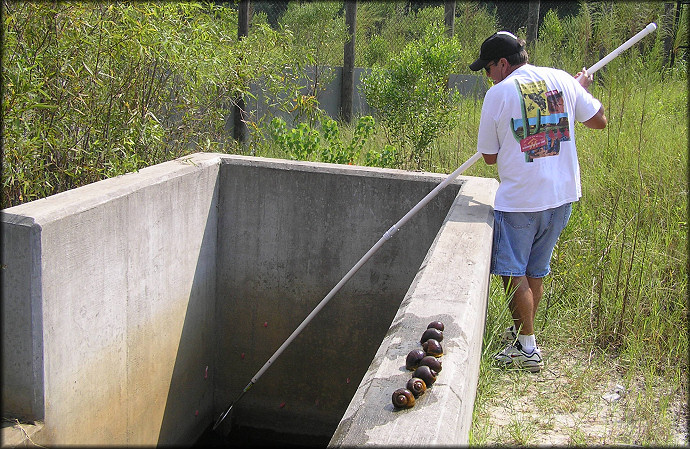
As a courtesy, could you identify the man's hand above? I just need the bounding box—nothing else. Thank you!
[575,67,593,90]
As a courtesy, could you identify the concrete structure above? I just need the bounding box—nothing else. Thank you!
[1,153,497,446]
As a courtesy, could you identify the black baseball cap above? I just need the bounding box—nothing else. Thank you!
[469,31,524,71]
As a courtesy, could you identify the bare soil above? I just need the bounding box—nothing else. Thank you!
[474,348,688,446]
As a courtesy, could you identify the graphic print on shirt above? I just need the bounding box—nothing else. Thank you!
[510,79,571,163]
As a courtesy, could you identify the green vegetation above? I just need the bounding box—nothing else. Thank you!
[2,1,309,206]
[361,28,464,169]
[268,114,376,164]
[2,1,687,445]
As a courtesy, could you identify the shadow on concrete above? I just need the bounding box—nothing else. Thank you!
[157,180,219,445]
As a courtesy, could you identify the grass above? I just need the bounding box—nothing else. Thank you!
[471,328,687,445]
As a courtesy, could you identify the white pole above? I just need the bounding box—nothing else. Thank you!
[577,23,657,79]
[248,22,659,384]
[243,20,659,397]
[250,152,482,385]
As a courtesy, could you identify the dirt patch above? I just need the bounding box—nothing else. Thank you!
[474,348,688,446]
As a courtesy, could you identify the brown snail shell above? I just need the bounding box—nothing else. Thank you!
[422,338,443,357]
[419,355,442,372]
[405,348,426,370]
[420,327,443,343]
[427,321,445,332]
[406,377,427,397]
[413,365,438,387]
[392,388,416,408]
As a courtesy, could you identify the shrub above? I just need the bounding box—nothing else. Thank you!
[361,28,463,170]
[1,2,305,207]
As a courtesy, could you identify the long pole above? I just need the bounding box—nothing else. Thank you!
[213,22,657,432]
[250,151,483,382]
[577,23,657,79]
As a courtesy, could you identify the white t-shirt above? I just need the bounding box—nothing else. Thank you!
[476,64,602,212]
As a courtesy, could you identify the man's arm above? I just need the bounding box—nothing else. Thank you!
[482,153,498,165]
[575,69,607,130]
[582,105,607,129]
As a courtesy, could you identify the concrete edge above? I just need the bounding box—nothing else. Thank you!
[2,153,462,224]
[328,176,498,446]
[1,153,223,224]
[215,154,464,185]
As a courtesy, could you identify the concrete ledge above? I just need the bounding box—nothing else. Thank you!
[2,153,222,445]
[329,176,497,446]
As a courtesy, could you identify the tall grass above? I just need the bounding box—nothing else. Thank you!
[566,73,687,371]
[547,12,687,371]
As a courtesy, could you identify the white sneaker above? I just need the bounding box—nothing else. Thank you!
[494,342,543,373]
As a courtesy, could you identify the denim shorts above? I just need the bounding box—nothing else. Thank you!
[491,203,572,278]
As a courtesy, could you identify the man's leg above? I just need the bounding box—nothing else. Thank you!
[527,276,543,323]
[502,275,543,336]
[495,274,544,372]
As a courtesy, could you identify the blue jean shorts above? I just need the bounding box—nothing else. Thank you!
[491,203,572,278]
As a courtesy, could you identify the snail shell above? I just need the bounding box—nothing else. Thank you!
[427,321,445,332]
[419,355,442,372]
[405,348,426,370]
[420,327,443,343]
[406,377,427,397]
[413,365,438,387]
[392,388,416,408]
[422,338,443,357]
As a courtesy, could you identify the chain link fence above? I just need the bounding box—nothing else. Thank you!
[243,0,686,61]
[251,1,567,34]
[228,0,686,140]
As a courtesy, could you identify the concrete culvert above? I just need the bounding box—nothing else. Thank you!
[1,153,497,446]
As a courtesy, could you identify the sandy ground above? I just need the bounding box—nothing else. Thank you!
[475,348,689,446]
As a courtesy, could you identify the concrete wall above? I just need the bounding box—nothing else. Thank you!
[239,67,487,127]
[2,215,44,422]
[2,153,221,445]
[329,175,497,446]
[214,158,463,437]
[1,153,496,446]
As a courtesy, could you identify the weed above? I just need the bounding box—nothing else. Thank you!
[268,115,378,165]
[507,418,535,445]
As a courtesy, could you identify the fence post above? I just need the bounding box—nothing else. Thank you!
[234,0,250,145]
[444,1,456,38]
[341,0,357,123]
[527,0,540,44]
[662,2,676,67]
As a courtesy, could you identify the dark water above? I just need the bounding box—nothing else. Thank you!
[194,423,331,448]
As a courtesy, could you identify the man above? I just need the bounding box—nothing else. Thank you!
[470,31,607,372]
